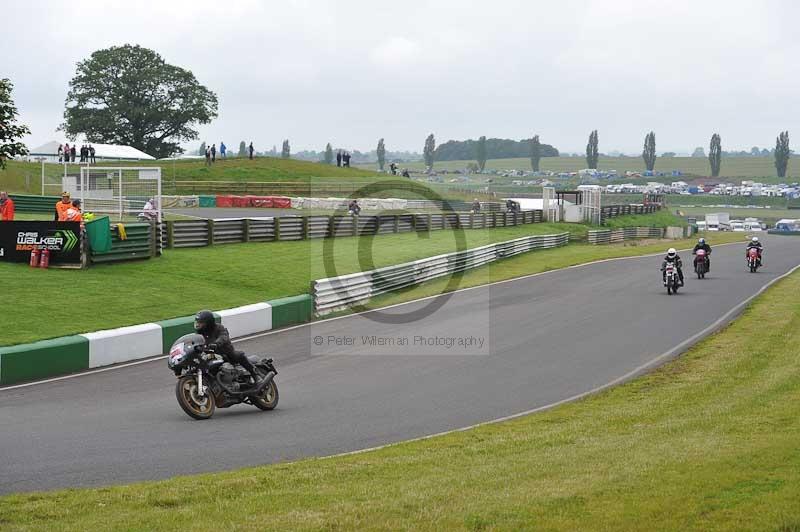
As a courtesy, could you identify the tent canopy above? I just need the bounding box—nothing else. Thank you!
[28,140,155,161]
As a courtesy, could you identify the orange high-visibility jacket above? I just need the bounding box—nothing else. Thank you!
[0,198,14,221]
[56,200,73,221]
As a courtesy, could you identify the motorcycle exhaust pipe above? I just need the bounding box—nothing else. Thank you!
[249,371,276,395]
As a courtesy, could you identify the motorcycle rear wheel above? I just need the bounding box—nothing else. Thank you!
[175,375,215,420]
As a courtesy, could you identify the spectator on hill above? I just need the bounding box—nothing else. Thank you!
[220,141,227,158]
[348,199,361,216]
[248,142,254,160]
[70,145,76,163]
[0,191,15,221]
[55,192,74,221]
[81,145,88,163]
[402,168,410,178]
[58,144,64,163]
[205,146,211,166]
[63,143,70,163]
[389,162,397,175]
[343,152,351,168]
[211,144,216,163]
[89,145,96,164]
[336,150,342,167]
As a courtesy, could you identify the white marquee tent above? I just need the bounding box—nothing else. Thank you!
[26,140,155,163]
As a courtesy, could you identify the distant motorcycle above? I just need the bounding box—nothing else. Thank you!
[693,248,708,279]
[747,247,761,273]
[664,263,681,294]
[167,333,279,420]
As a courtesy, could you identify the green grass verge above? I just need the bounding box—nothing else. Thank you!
[602,210,687,228]
[0,234,792,531]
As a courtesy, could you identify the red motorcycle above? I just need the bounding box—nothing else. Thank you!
[747,247,761,273]
[693,248,708,279]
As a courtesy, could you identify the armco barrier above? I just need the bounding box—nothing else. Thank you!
[10,194,61,213]
[0,295,313,385]
[164,210,545,248]
[312,232,569,314]
[587,226,688,244]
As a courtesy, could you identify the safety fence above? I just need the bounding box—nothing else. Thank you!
[312,232,570,314]
[600,203,660,221]
[587,226,690,244]
[89,222,160,263]
[163,210,545,248]
[9,194,58,213]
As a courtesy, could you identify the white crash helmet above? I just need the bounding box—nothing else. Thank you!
[752,236,759,243]
[667,248,677,257]
[698,238,705,244]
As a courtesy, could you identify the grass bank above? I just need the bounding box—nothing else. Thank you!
[0,236,794,531]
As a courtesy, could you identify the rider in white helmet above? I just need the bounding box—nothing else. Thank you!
[661,247,684,286]
[746,236,763,264]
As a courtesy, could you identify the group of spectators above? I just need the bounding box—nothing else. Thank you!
[388,162,410,177]
[204,142,226,166]
[336,151,351,167]
[58,143,96,164]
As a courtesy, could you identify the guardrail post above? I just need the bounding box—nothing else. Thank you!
[274,216,282,241]
[353,215,359,237]
[328,215,335,238]
[411,214,417,232]
[243,219,251,243]
[207,219,215,246]
[470,212,474,229]
[302,216,309,240]
[427,213,432,232]
[167,220,175,249]
[394,214,400,233]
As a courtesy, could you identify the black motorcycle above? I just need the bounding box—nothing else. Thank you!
[167,333,279,420]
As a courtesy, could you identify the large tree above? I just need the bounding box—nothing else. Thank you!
[0,78,30,169]
[529,134,541,171]
[238,141,247,157]
[324,143,334,164]
[642,131,656,171]
[476,135,487,171]
[423,133,435,168]
[774,131,790,178]
[586,130,599,169]
[281,139,291,158]
[61,44,218,159]
[376,138,386,171]
[709,133,722,177]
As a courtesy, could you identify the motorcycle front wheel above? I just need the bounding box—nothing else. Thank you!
[175,375,215,420]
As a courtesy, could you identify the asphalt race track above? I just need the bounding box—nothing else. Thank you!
[2,236,799,494]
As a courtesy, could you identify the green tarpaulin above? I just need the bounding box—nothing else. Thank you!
[85,216,113,253]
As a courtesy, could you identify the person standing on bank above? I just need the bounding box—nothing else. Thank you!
[211,143,216,163]
[0,191,15,221]
[89,145,96,164]
[248,142,254,160]
[58,144,64,163]
[70,145,76,163]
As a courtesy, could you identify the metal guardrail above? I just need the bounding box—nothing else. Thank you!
[587,226,665,244]
[164,210,545,248]
[600,204,660,221]
[312,232,569,314]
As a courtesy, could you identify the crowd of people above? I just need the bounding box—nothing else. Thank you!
[57,143,96,163]
[204,141,254,164]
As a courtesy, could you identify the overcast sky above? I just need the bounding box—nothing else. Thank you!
[4,0,799,156]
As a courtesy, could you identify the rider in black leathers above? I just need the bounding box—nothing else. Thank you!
[661,248,684,286]
[194,310,262,385]
[692,237,712,271]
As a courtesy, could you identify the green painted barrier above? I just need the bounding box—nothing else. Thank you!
[199,195,216,208]
[0,336,89,385]
[9,194,60,214]
[269,295,313,328]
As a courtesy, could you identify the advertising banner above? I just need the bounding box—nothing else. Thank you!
[0,221,82,264]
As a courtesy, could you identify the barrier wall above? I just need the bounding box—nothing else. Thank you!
[0,295,313,385]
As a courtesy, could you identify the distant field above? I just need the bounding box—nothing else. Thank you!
[359,156,800,181]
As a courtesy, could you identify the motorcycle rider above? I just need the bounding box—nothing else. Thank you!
[692,237,712,271]
[746,236,763,265]
[661,247,684,286]
[193,310,263,386]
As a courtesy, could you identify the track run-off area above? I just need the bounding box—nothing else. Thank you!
[2,235,799,494]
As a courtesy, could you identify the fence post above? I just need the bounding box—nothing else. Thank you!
[149,221,157,258]
[470,212,474,229]
[302,216,309,240]
[353,215,359,237]
[394,214,399,233]
[167,220,175,249]
[411,214,417,232]
[427,213,432,232]
[207,219,215,246]
[328,215,335,238]
[274,216,282,241]
[243,219,251,243]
